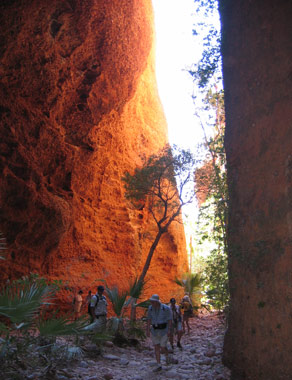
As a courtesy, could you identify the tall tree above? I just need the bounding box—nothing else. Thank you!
[122,144,197,286]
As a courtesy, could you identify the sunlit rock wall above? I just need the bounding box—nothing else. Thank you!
[220,0,292,378]
[0,0,188,304]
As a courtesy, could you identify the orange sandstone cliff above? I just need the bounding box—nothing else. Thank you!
[0,0,188,304]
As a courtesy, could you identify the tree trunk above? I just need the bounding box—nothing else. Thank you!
[137,229,163,286]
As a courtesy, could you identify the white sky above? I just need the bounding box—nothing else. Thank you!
[152,0,205,225]
[152,1,222,259]
[152,0,204,151]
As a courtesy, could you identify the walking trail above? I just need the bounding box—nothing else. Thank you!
[69,312,231,380]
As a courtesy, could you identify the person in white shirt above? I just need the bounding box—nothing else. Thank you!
[146,294,172,372]
[89,285,108,331]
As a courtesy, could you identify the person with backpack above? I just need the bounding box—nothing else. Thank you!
[169,298,183,349]
[146,294,172,372]
[89,285,108,331]
[180,295,193,334]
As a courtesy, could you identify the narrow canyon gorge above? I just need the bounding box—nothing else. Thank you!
[1,0,292,379]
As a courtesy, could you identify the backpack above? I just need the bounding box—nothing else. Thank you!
[92,294,107,314]
[182,300,192,311]
[172,305,182,322]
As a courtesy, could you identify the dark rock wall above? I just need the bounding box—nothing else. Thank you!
[221,0,292,378]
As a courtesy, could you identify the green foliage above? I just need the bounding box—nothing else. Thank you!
[175,272,204,297]
[105,279,148,328]
[122,145,197,285]
[190,0,222,88]
[122,145,197,224]
[37,314,88,337]
[257,301,266,308]
[0,273,106,377]
[127,277,148,301]
[204,248,228,311]
[0,278,55,325]
[0,275,96,378]
[135,299,151,309]
[175,272,204,310]
[190,3,229,312]
[194,90,229,311]
[105,286,128,318]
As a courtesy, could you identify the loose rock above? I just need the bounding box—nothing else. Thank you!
[71,312,231,379]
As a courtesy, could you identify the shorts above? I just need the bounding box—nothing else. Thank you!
[150,330,168,347]
[170,321,182,334]
[84,315,107,332]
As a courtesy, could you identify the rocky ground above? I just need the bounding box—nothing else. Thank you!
[68,312,231,380]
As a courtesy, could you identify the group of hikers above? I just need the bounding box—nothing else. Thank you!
[73,285,108,330]
[73,286,194,372]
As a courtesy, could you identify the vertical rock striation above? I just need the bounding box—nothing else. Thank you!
[0,0,188,302]
[221,0,292,378]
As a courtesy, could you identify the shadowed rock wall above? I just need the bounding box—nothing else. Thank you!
[0,0,188,302]
[220,0,292,378]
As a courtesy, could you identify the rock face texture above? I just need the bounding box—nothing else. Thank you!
[221,0,292,378]
[0,0,188,304]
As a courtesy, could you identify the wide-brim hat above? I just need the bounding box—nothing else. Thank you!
[149,294,160,302]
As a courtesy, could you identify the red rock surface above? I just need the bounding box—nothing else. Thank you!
[221,0,292,378]
[0,1,188,306]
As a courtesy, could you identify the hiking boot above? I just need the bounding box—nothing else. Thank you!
[177,341,182,349]
[153,364,162,372]
[165,355,171,365]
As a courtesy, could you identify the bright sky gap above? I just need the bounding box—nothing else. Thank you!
[152,0,221,251]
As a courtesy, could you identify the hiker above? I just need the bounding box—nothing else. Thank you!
[169,297,183,349]
[180,295,193,334]
[89,285,108,331]
[85,290,93,322]
[73,290,83,320]
[146,294,172,372]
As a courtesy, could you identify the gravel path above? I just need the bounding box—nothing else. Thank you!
[69,312,231,380]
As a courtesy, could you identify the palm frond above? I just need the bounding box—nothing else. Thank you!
[175,273,204,297]
[128,277,146,299]
[37,315,88,337]
[0,280,56,324]
[189,273,203,291]
[105,286,128,317]
[135,300,151,309]
[174,277,184,287]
